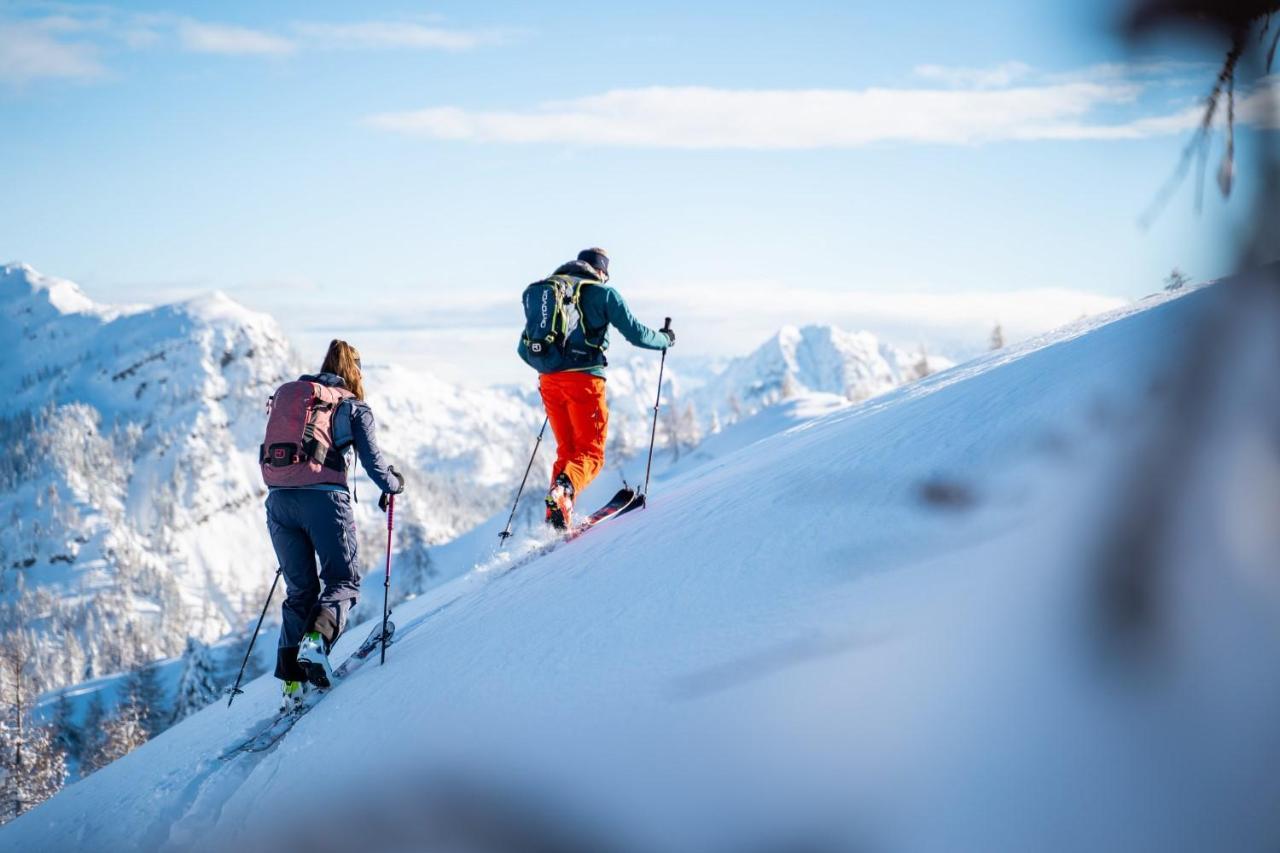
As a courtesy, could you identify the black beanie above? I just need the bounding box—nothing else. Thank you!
[577,247,609,278]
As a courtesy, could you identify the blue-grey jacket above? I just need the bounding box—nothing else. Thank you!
[272,372,401,495]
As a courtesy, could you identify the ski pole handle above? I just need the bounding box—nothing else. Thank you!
[662,317,672,333]
[387,493,395,532]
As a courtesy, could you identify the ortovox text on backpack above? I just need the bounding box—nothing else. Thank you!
[520,275,606,374]
[259,380,354,488]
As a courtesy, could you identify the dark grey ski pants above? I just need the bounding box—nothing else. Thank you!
[266,489,362,681]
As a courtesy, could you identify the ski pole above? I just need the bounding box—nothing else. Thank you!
[226,567,282,708]
[498,417,549,543]
[642,317,673,500]
[381,493,394,666]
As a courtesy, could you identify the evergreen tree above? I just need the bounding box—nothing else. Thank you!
[49,691,81,760]
[170,637,221,725]
[78,693,107,768]
[990,323,1005,351]
[913,345,933,381]
[124,662,168,737]
[82,702,148,774]
[1164,267,1191,292]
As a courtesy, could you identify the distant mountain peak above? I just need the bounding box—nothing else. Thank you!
[1,261,109,319]
[694,322,921,415]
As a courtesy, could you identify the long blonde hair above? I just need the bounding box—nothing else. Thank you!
[320,339,365,400]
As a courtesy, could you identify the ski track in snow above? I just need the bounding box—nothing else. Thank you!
[144,555,547,849]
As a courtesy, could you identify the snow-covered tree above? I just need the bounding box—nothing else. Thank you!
[170,636,221,724]
[0,630,66,824]
[990,324,1005,351]
[662,406,683,463]
[0,631,34,723]
[679,402,703,450]
[662,402,704,463]
[0,714,67,825]
[779,372,799,400]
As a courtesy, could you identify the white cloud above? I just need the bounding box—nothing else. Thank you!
[365,62,1280,149]
[913,61,1033,88]
[177,20,295,56]
[365,82,1153,148]
[0,20,104,83]
[293,21,500,52]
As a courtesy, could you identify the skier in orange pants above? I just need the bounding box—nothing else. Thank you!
[518,248,673,528]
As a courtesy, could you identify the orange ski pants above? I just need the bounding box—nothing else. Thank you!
[539,372,608,496]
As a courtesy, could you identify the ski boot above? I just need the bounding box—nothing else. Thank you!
[545,473,575,530]
[280,679,309,713]
[296,631,335,689]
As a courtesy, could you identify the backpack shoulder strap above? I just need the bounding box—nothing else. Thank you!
[571,279,607,344]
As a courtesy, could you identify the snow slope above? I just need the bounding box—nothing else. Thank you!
[10,274,1278,851]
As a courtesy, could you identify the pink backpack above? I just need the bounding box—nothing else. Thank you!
[259,380,355,488]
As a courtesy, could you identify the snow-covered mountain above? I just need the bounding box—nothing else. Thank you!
[1,262,297,686]
[0,263,537,692]
[692,323,952,423]
[10,270,1278,851]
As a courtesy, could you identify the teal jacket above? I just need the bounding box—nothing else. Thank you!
[518,262,669,378]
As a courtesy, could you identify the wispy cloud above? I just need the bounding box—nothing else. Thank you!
[177,20,295,56]
[365,62,1277,149]
[365,82,1154,148]
[292,21,503,52]
[1,7,501,78]
[0,18,104,84]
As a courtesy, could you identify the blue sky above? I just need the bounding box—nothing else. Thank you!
[2,1,1275,384]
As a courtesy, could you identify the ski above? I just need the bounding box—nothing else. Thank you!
[488,489,647,579]
[568,488,644,538]
[220,620,395,759]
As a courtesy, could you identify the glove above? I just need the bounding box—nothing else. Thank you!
[662,327,675,347]
[378,467,405,512]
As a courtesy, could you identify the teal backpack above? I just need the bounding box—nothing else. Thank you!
[520,275,606,373]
